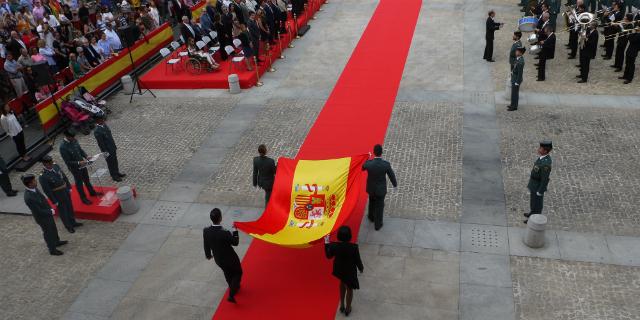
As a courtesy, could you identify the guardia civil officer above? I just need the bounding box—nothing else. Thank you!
[510,31,523,70]
[508,46,525,111]
[60,129,102,205]
[524,140,553,224]
[252,144,277,205]
[203,208,242,303]
[22,174,68,256]
[39,155,83,233]
[94,114,126,182]
[362,144,397,231]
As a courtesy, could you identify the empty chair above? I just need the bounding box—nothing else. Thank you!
[196,40,206,50]
[209,31,218,40]
[225,45,245,72]
[232,38,242,48]
[160,48,181,73]
[170,41,180,51]
[202,36,211,45]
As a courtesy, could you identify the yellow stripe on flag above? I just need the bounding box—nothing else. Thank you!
[251,157,351,246]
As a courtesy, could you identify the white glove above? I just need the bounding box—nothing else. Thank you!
[536,192,542,196]
[324,235,330,244]
[514,83,519,86]
[50,209,55,216]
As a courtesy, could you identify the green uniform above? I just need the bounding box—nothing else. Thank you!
[24,188,61,253]
[40,164,76,231]
[60,138,98,201]
[527,155,552,215]
[510,56,524,110]
[549,0,561,30]
[510,40,522,69]
[94,124,121,180]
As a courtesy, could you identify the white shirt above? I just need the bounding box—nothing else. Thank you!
[104,28,122,50]
[184,23,195,37]
[48,14,60,28]
[539,154,549,160]
[0,113,23,136]
[26,187,37,193]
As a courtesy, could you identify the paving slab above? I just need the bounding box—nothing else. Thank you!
[118,224,173,253]
[605,235,640,266]
[461,223,509,255]
[140,200,191,227]
[158,182,205,203]
[364,217,415,247]
[95,249,156,282]
[412,220,460,251]
[460,283,515,320]
[557,231,613,264]
[460,252,512,288]
[508,227,561,260]
[68,278,133,317]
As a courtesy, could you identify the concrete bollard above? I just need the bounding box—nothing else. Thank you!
[116,186,139,215]
[505,75,511,102]
[121,75,133,93]
[228,74,241,94]
[523,214,547,248]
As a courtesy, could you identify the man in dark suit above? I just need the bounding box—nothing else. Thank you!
[362,144,397,231]
[6,31,28,59]
[94,115,125,182]
[537,26,555,81]
[0,156,18,197]
[603,2,624,59]
[203,208,242,303]
[180,16,201,42]
[621,23,639,84]
[231,0,248,25]
[252,144,277,205]
[508,46,525,111]
[39,155,82,233]
[171,0,191,22]
[524,141,553,224]
[22,174,68,256]
[60,129,102,205]
[578,22,598,83]
[483,10,503,62]
[612,14,632,72]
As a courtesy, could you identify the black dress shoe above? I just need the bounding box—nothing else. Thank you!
[624,80,632,84]
[81,198,92,205]
[568,56,576,59]
[610,65,618,68]
[339,306,345,314]
[73,222,83,227]
[118,173,127,178]
[50,249,64,256]
[536,78,545,81]
[575,65,581,68]
[603,57,611,60]
[577,79,587,83]
[523,220,528,224]
[67,227,75,234]
[618,76,627,79]
[534,63,539,66]
[614,68,622,72]
[507,107,517,111]
[524,212,531,218]
[56,241,68,247]
[112,177,123,182]
[487,59,495,62]
[6,191,17,197]
[227,296,237,303]
[374,225,383,231]
[576,75,582,78]
[344,307,351,317]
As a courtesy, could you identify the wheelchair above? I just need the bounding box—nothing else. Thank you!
[185,51,216,75]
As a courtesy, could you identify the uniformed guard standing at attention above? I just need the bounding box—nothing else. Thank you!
[510,31,523,70]
[0,155,18,197]
[94,115,126,182]
[524,140,553,224]
[39,155,83,233]
[22,174,68,256]
[362,144,397,231]
[508,46,526,111]
[252,144,277,205]
[60,129,102,205]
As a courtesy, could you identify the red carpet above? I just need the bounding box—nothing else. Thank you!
[51,186,123,222]
[140,5,319,89]
[212,0,422,319]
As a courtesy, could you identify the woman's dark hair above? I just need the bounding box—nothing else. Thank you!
[337,226,352,242]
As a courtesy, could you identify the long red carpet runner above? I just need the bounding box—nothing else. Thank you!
[213,0,422,318]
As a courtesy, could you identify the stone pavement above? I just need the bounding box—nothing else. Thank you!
[1,0,640,319]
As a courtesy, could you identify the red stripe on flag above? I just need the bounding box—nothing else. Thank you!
[213,0,422,318]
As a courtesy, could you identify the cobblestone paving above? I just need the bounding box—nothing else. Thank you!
[198,99,325,206]
[383,102,463,221]
[497,105,640,236]
[511,256,640,320]
[491,6,639,96]
[9,96,236,200]
[0,214,135,320]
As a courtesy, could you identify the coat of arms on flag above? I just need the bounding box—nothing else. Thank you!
[235,155,368,247]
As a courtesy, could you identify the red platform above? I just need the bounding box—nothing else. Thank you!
[140,4,320,89]
[51,186,124,222]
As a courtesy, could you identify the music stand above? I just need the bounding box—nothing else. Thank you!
[119,25,156,103]
[81,152,109,194]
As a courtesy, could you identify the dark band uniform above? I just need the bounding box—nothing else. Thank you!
[24,179,61,253]
[604,10,624,58]
[579,28,598,82]
[537,31,555,81]
[0,156,16,196]
[203,225,242,300]
[40,162,77,231]
[623,30,639,83]
[94,123,122,180]
[527,141,552,217]
[252,155,276,205]
[362,157,397,230]
[613,22,631,70]
[60,138,98,201]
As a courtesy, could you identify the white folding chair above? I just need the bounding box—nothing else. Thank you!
[160,48,181,74]
[180,35,185,44]
[225,45,245,72]
[209,31,217,41]
[196,40,206,50]
[170,41,180,51]
[232,38,242,48]
[202,36,211,45]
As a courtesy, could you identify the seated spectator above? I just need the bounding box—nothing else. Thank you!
[17,48,34,67]
[6,31,27,59]
[68,53,86,79]
[75,47,93,73]
[101,6,114,22]
[82,37,102,65]
[187,37,219,69]
[103,23,122,50]
[62,4,73,21]
[52,31,70,67]
[89,36,104,61]
[30,46,46,63]
[23,66,37,101]
[97,32,115,57]
[180,15,201,42]
[4,52,28,96]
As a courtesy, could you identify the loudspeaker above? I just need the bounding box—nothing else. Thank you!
[119,25,141,48]
[31,63,55,87]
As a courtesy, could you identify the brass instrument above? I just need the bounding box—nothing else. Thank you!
[604,26,640,40]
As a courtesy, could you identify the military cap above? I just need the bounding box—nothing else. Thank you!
[63,129,76,137]
[21,174,36,184]
[540,140,553,149]
[94,113,106,120]
[40,155,53,163]
[514,31,522,37]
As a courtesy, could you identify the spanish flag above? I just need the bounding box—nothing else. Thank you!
[235,155,368,247]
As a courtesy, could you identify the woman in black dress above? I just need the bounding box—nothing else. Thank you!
[324,226,364,317]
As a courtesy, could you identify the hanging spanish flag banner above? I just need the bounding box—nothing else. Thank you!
[235,155,368,247]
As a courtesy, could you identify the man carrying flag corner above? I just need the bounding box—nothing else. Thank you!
[362,144,398,231]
